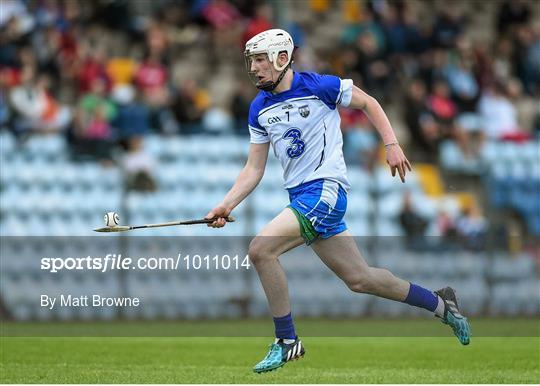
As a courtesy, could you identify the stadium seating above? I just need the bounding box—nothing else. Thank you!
[1,132,538,320]
[483,140,540,235]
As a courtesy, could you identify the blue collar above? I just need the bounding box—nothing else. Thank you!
[266,71,299,98]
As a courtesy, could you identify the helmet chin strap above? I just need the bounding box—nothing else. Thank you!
[257,62,292,92]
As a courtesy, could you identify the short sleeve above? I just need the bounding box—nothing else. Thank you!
[249,125,270,144]
[306,73,354,109]
[337,79,353,107]
[248,100,270,144]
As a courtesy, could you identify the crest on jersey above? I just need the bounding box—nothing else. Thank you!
[298,105,310,118]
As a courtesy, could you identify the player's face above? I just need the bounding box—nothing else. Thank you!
[245,54,275,88]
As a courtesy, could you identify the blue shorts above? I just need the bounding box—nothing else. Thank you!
[287,179,348,243]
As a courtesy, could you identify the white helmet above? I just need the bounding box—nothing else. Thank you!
[244,29,295,91]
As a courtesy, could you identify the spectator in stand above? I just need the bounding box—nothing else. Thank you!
[444,40,484,157]
[399,191,429,251]
[507,77,537,137]
[444,44,480,112]
[111,85,151,140]
[93,0,133,33]
[54,24,80,80]
[77,43,110,95]
[230,81,253,136]
[171,78,210,134]
[496,0,531,37]
[9,67,72,138]
[0,0,35,45]
[404,78,438,161]
[309,0,331,17]
[201,0,241,30]
[478,79,527,140]
[513,25,540,96]
[403,6,431,55]
[342,7,386,51]
[431,4,465,49]
[31,25,62,83]
[201,0,242,62]
[490,38,514,84]
[134,51,168,107]
[71,77,116,161]
[354,30,392,102]
[106,55,137,90]
[435,209,459,250]
[380,5,431,79]
[429,49,452,87]
[242,3,273,44]
[425,79,469,155]
[342,0,363,24]
[381,4,408,56]
[134,50,177,134]
[121,136,157,192]
[145,15,170,61]
[455,203,488,251]
[13,0,80,85]
[340,106,379,171]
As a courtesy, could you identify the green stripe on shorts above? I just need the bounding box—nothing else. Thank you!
[288,205,319,245]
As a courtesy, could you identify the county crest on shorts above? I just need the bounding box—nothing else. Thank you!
[298,105,310,118]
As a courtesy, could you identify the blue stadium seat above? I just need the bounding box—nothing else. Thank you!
[0,130,16,155]
[373,166,402,194]
[347,192,372,218]
[480,140,498,164]
[346,217,370,236]
[253,190,288,215]
[411,193,438,220]
[440,140,482,174]
[377,191,405,219]
[491,254,535,281]
[498,142,520,165]
[24,134,66,155]
[347,168,372,191]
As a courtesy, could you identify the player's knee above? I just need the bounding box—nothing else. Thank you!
[247,238,276,265]
[346,273,375,294]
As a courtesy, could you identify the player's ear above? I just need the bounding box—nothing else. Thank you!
[277,51,289,66]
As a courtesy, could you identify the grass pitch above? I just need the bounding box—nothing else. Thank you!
[1,320,539,383]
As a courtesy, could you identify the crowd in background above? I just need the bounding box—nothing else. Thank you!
[2,0,539,158]
[399,190,489,252]
[1,0,261,161]
[330,0,540,164]
[1,0,539,242]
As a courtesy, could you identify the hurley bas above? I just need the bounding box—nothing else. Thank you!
[41,294,140,309]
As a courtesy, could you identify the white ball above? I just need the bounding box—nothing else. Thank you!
[104,212,120,227]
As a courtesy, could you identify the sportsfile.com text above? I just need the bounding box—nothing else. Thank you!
[40,254,251,273]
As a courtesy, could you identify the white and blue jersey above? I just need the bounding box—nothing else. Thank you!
[248,71,354,240]
[248,71,353,190]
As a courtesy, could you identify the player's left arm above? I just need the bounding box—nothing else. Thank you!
[348,85,412,182]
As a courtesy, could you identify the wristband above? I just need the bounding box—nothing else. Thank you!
[384,142,399,148]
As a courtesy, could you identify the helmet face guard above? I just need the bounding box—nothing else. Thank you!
[244,53,278,91]
[244,51,293,92]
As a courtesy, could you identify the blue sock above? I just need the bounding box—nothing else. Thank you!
[403,283,438,312]
[273,312,296,340]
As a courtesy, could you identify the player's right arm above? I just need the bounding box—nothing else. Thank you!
[205,142,270,227]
